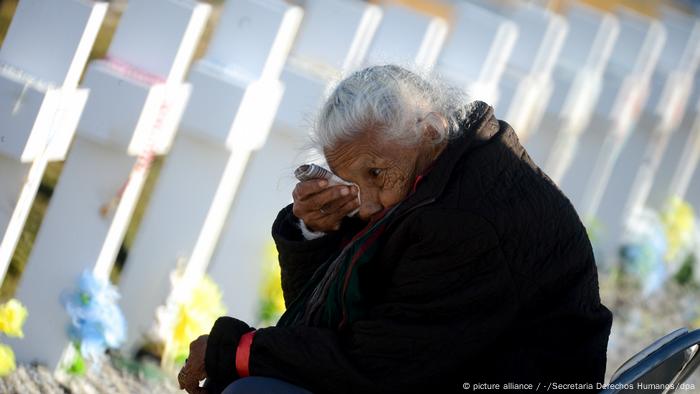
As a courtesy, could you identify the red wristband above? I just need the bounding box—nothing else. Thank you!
[235,330,256,378]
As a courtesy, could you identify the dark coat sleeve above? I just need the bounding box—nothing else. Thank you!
[271,204,366,307]
[255,209,519,393]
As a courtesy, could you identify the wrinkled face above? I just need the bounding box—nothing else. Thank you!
[325,130,440,222]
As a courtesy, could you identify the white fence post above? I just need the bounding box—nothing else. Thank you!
[362,3,447,71]
[206,0,382,326]
[436,2,518,107]
[0,0,107,285]
[9,0,210,369]
[524,1,619,184]
[117,0,303,352]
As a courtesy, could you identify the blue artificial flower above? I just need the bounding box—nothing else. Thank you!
[102,302,126,348]
[68,319,105,361]
[61,270,127,361]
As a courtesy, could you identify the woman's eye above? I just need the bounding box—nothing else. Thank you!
[369,168,382,177]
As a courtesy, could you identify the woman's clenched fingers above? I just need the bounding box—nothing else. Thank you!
[314,197,360,230]
[292,179,328,201]
[292,180,360,232]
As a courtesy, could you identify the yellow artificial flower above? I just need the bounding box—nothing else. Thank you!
[0,344,16,376]
[170,275,226,360]
[0,299,28,338]
[188,276,227,320]
[171,304,198,359]
[661,197,695,263]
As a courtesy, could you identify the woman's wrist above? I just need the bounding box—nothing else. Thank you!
[205,317,254,382]
[235,330,257,378]
[299,219,327,240]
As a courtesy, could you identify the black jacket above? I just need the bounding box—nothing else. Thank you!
[245,102,612,393]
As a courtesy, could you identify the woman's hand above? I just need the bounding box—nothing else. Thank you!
[178,335,208,394]
[292,179,359,232]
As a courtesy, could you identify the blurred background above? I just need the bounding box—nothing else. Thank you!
[1,0,700,392]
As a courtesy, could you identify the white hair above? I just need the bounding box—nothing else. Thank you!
[312,65,469,151]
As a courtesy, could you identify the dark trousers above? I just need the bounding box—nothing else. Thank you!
[222,377,313,394]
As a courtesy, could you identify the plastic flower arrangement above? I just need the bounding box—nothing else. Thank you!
[258,241,285,327]
[156,272,226,366]
[619,209,668,295]
[0,344,15,377]
[0,299,28,376]
[61,270,126,373]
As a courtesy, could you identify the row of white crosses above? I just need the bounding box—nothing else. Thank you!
[558,7,666,223]
[525,1,619,184]
[465,0,569,140]
[437,0,700,264]
[676,81,700,209]
[595,5,700,261]
[4,0,700,371]
[0,0,570,368]
[118,0,452,352]
[120,0,385,352]
[519,1,700,265]
[202,0,383,339]
[9,0,211,369]
[0,2,592,368]
[648,11,700,210]
[118,0,304,353]
[206,0,448,339]
[0,0,107,285]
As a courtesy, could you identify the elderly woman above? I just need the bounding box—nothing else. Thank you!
[178,65,612,394]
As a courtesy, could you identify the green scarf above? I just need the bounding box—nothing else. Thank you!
[277,204,402,329]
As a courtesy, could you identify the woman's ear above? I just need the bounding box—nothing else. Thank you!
[423,124,439,141]
[420,112,448,142]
